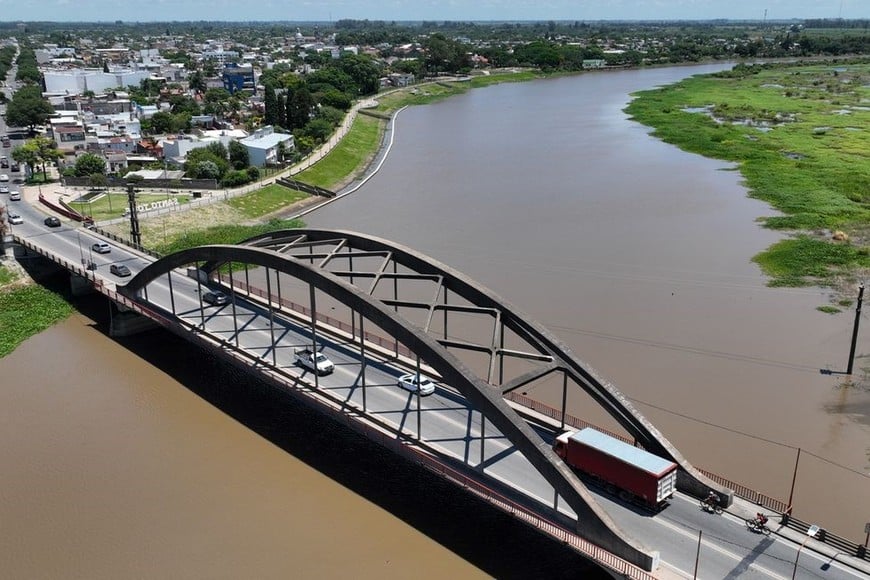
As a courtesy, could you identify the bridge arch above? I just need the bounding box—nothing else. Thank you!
[121,230,725,571]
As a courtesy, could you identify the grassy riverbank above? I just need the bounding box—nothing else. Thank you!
[0,263,74,357]
[626,59,870,290]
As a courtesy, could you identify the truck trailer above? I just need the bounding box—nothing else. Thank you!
[554,428,678,509]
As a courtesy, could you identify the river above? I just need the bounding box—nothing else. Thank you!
[2,64,868,577]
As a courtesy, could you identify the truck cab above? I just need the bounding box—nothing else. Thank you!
[294,348,335,376]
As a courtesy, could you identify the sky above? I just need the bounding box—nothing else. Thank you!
[7,0,869,23]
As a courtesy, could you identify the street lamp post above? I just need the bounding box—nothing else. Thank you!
[792,524,820,580]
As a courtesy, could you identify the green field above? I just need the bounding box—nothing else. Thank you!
[296,114,384,189]
[626,59,870,287]
[152,218,305,256]
[226,184,308,218]
[69,191,191,222]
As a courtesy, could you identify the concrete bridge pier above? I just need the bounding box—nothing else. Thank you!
[109,303,160,337]
[70,273,96,297]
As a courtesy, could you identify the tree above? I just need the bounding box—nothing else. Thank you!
[11,143,39,176]
[188,70,206,93]
[228,141,249,170]
[185,147,229,179]
[5,86,54,131]
[263,84,279,126]
[287,88,314,131]
[33,136,63,178]
[338,53,381,95]
[192,159,220,180]
[205,141,228,161]
[299,118,333,143]
[74,153,106,177]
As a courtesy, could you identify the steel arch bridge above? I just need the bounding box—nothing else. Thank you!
[120,228,729,571]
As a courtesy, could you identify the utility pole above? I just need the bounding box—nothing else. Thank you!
[127,182,141,247]
[847,283,864,375]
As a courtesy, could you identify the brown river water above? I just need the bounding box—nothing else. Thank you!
[2,64,868,577]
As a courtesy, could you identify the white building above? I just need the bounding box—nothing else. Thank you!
[43,69,151,96]
[161,135,224,163]
[239,126,294,167]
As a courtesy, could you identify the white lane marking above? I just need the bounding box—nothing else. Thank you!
[654,516,789,580]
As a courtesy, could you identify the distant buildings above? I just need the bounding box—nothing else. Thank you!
[44,69,151,96]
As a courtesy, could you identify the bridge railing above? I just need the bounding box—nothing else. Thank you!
[339,416,657,579]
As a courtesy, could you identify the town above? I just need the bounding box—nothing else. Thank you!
[2,19,867,195]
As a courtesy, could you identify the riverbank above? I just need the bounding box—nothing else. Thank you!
[0,259,73,358]
[626,58,870,302]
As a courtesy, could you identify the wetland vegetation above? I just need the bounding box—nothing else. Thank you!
[626,59,870,290]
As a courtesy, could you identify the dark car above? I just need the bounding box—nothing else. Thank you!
[202,290,229,306]
[44,216,61,227]
[109,264,132,277]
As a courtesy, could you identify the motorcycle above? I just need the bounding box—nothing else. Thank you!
[699,499,723,515]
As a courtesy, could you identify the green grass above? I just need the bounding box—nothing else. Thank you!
[752,236,870,285]
[626,59,870,286]
[0,284,74,358]
[817,305,841,314]
[69,192,191,222]
[153,218,305,255]
[226,184,308,218]
[0,263,14,285]
[296,114,384,189]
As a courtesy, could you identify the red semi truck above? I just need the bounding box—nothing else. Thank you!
[553,428,678,509]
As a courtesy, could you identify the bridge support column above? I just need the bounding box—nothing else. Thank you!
[70,274,96,297]
[109,305,160,337]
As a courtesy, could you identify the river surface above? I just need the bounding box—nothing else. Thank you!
[2,64,869,577]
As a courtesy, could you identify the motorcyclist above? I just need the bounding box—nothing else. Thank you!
[705,491,718,508]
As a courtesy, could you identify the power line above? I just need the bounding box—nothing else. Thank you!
[630,396,869,478]
[546,323,821,373]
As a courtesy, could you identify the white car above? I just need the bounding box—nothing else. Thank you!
[8,213,22,225]
[0,174,8,182]
[9,190,20,200]
[91,242,111,254]
[397,373,436,396]
[0,185,7,193]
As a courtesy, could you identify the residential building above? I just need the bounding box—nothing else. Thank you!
[44,69,151,96]
[222,63,255,94]
[239,126,294,167]
[53,125,87,152]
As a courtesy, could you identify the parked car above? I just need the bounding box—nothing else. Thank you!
[0,173,8,182]
[0,185,8,193]
[91,242,111,254]
[8,213,22,225]
[397,373,436,396]
[8,190,19,200]
[109,264,131,277]
[43,216,61,227]
[202,290,229,306]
